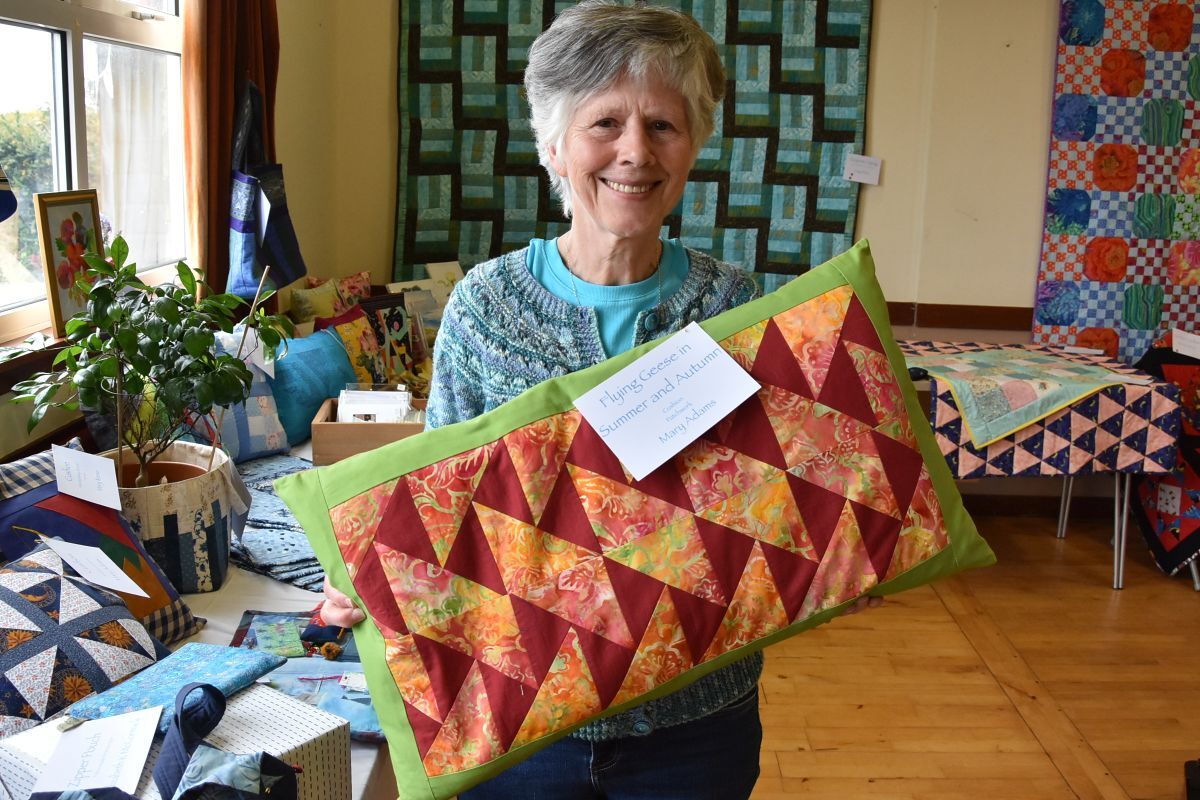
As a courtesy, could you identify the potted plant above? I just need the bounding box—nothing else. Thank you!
[12,235,293,592]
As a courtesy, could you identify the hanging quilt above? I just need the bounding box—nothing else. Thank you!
[1033,0,1200,362]
[391,1,871,291]
[278,242,993,799]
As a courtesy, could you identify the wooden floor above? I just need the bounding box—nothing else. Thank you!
[753,512,1200,800]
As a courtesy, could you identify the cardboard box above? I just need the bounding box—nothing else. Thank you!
[0,685,350,800]
[311,398,426,466]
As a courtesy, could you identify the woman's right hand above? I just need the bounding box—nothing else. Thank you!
[321,575,365,627]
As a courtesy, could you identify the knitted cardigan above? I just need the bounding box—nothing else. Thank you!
[426,243,764,741]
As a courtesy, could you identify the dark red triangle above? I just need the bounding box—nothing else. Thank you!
[441,504,507,596]
[602,557,668,647]
[668,586,728,666]
[750,319,814,399]
[817,340,879,427]
[731,394,789,471]
[403,699,443,759]
[851,501,904,581]
[509,595,572,684]
[538,466,601,553]
[376,479,440,565]
[838,295,885,352]
[472,441,535,525]
[784,473,845,558]
[571,623,637,709]
[629,463,695,511]
[353,548,408,635]
[760,540,821,623]
[478,661,538,752]
[693,517,755,604]
[566,417,629,484]
[870,431,925,515]
[413,633,476,721]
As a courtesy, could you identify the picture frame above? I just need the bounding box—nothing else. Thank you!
[34,189,104,338]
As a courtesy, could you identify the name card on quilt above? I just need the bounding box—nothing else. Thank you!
[574,322,761,480]
[277,240,996,800]
[51,445,120,510]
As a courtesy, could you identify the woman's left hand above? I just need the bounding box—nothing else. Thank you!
[844,595,884,614]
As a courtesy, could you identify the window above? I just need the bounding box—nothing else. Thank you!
[0,0,183,340]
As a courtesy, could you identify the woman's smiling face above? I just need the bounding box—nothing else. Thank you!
[549,73,697,242]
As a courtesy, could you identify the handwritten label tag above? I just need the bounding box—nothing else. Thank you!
[1173,327,1200,359]
[842,153,882,185]
[32,706,161,794]
[40,538,149,597]
[574,323,760,481]
[51,445,121,510]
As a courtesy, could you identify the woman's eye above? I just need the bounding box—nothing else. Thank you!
[594,118,616,129]
[652,121,673,131]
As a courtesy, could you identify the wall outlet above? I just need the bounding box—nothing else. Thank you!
[1158,484,1182,516]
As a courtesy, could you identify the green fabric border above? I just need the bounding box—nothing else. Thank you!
[276,239,994,799]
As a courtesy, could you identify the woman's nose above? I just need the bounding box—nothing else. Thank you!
[618,125,655,167]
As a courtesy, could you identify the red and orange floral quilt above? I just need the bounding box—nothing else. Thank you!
[277,241,994,799]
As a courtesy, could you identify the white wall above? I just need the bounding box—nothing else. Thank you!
[275,0,1061,309]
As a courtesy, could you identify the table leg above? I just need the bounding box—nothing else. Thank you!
[1190,560,1199,592]
[1114,473,1130,590]
[1057,475,1074,539]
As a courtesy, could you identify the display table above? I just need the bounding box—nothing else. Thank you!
[899,340,1182,588]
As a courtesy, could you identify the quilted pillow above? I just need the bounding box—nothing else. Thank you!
[307,271,373,314]
[314,304,367,332]
[269,330,358,443]
[288,280,339,324]
[276,241,996,799]
[332,315,387,385]
[0,547,168,738]
[0,439,82,503]
[212,330,290,462]
[0,488,204,645]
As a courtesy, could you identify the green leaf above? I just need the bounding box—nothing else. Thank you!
[26,403,47,433]
[176,262,197,296]
[154,297,181,325]
[194,376,214,410]
[183,329,212,358]
[110,236,129,268]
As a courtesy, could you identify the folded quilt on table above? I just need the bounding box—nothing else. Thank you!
[904,347,1124,448]
[277,240,995,800]
[233,454,324,591]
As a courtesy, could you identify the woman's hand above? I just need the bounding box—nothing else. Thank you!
[844,595,884,615]
[321,575,365,627]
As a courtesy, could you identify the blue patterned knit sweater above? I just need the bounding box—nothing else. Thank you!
[426,243,764,741]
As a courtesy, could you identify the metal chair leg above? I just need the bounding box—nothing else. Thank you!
[1056,475,1074,539]
[1190,560,1200,592]
[1113,473,1130,590]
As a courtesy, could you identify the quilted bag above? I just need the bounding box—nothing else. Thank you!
[277,241,995,799]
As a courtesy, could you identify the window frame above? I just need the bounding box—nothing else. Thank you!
[0,0,184,343]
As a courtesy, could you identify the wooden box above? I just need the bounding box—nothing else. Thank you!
[310,398,426,466]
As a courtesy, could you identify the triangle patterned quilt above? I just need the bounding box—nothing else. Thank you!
[278,241,994,799]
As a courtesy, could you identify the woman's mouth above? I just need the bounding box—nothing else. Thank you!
[602,179,655,194]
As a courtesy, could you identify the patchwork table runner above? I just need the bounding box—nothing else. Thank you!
[901,341,1180,480]
[279,242,993,799]
[905,348,1124,447]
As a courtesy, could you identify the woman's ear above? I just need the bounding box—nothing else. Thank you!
[547,142,568,178]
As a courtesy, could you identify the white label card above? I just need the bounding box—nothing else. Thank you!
[1173,327,1200,359]
[51,445,121,510]
[573,323,761,481]
[32,706,161,795]
[40,538,149,597]
[842,153,882,185]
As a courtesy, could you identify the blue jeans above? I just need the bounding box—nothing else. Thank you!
[460,687,762,800]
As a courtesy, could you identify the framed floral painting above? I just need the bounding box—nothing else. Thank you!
[34,189,103,338]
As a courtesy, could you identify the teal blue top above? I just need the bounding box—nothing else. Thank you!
[527,238,690,358]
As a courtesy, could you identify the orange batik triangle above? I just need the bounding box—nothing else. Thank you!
[566,464,691,552]
[758,384,874,471]
[604,515,727,605]
[509,627,603,749]
[384,635,439,721]
[474,503,590,597]
[329,477,401,578]
[772,284,853,396]
[375,545,501,631]
[695,472,814,558]
[421,662,505,776]
[799,500,879,619]
[504,410,582,524]
[515,555,636,648]
[610,585,692,707]
[406,441,497,564]
[420,594,539,688]
[718,319,767,372]
[703,541,790,660]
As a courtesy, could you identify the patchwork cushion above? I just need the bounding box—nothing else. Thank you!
[276,241,995,799]
[0,439,82,501]
[307,271,373,314]
[314,304,367,332]
[0,488,204,645]
[288,280,339,324]
[211,330,290,463]
[332,315,387,385]
[0,547,168,738]
[269,330,358,444]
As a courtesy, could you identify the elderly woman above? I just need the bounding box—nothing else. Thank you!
[323,2,876,796]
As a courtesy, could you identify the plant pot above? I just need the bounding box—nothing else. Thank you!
[105,441,250,594]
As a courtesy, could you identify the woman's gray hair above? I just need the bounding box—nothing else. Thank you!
[524,0,726,217]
